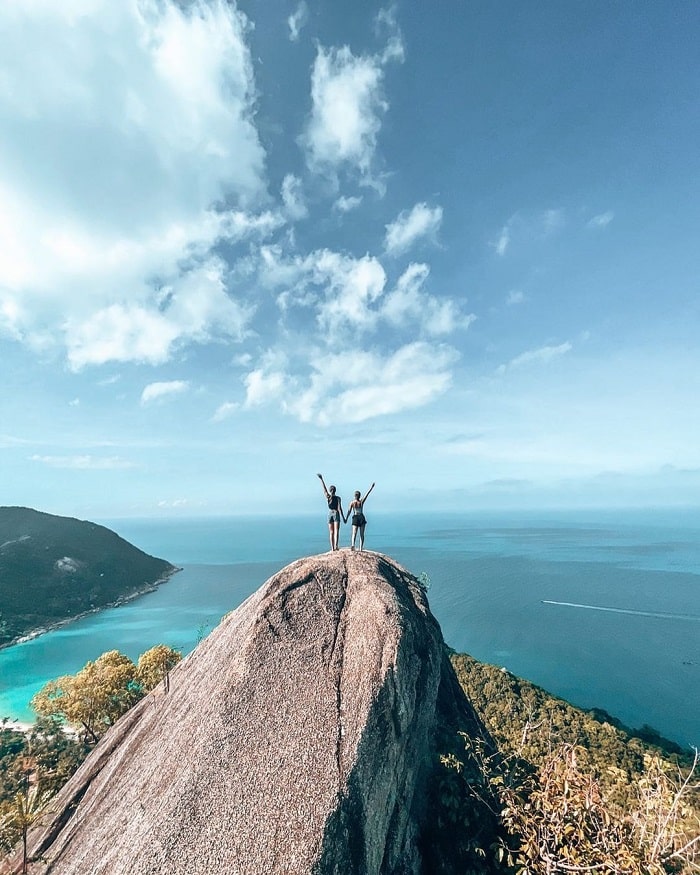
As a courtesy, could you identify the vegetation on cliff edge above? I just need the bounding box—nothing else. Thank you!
[448,652,700,874]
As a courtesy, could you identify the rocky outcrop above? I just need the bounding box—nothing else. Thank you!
[14,551,500,874]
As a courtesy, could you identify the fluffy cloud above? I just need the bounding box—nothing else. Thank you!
[286,342,458,425]
[281,174,308,220]
[301,36,402,183]
[211,401,239,422]
[140,380,190,405]
[261,247,387,339]
[333,195,363,213]
[0,0,270,367]
[384,203,443,256]
[262,246,473,344]
[313,251,386,336]
[244,369,288,408]
[287,1,308,41]
[382,263,475,335]
[65,257,253,368]
[243,350,290,408]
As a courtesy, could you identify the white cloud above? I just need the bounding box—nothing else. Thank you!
[375,8,406,64]
[157,498,194,508]
[382,263,475,335]
[244,370,287,408]
[65,256,254,369]
[140,380,190,405]
[506,290,525,306]
[301,37,402,183]
[30,454,137,470]
[497,342,572,374]
[243,350,289,408]
[384,203,443,256]
[261,245,471,343]
[286,341,458,425]
[491,208,565,256]
[287,2,308,41]
[493,223,510,256]
[0,0,270,367]
[261,247,387,339]
[211,401,239,422]
[281,174,308,220]
[333,195,363,213]
[587,211,614,229]
[313,251,386,336]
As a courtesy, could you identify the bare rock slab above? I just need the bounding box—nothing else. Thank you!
[19,551,499,874]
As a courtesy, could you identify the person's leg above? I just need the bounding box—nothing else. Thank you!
[333,520,340,550]
[328,521,334,551]
[359,524,366,551]
[351,525,357,549]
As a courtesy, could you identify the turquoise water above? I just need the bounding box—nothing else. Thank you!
[1,510,698,747]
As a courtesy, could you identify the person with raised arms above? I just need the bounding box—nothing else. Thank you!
[317,473,344,552]
[345,482,375,552]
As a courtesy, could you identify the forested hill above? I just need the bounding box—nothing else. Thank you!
[0,507,177,647]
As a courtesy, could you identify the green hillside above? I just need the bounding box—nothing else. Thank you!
[0,507,177,647]
[451,652,696,809]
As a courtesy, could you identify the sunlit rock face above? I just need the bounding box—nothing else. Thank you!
[17,551,499,875]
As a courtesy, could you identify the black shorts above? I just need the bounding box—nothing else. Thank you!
[328,510,340,523]
[352,513,366,527]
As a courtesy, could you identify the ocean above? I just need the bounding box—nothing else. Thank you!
[1,509,698,748]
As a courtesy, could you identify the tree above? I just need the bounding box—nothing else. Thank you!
[0,778,52,873]
[137,644,182,692]
[32,650,141,743]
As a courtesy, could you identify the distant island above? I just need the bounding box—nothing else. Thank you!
[0,506,178,648]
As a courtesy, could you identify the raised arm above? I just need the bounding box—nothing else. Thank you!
[361,482,375,505]
[317,473,330,501]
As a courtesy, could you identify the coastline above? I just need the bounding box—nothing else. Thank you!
[0,565,182,652]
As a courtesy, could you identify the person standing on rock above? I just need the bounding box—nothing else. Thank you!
[317,473,344,551]
[345,482,375,552]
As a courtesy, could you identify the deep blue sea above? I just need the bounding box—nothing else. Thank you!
[1,509,699,748]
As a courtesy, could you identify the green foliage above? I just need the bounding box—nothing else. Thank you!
[0,718,88,805]
[0,783,53,871]
[31,644,181,743]
[2,643,181,866]
[137,644,182,691]
[32,650,140,743]
[0,718,88,867]
[449,652,700,874]
[421,721,502,874]
[451,652,695,810]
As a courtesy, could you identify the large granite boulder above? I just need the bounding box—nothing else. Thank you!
[14,551,500,874]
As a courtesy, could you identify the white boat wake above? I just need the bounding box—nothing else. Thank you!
[542,600,700,621]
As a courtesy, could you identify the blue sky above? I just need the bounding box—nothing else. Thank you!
[1,0,699,517]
